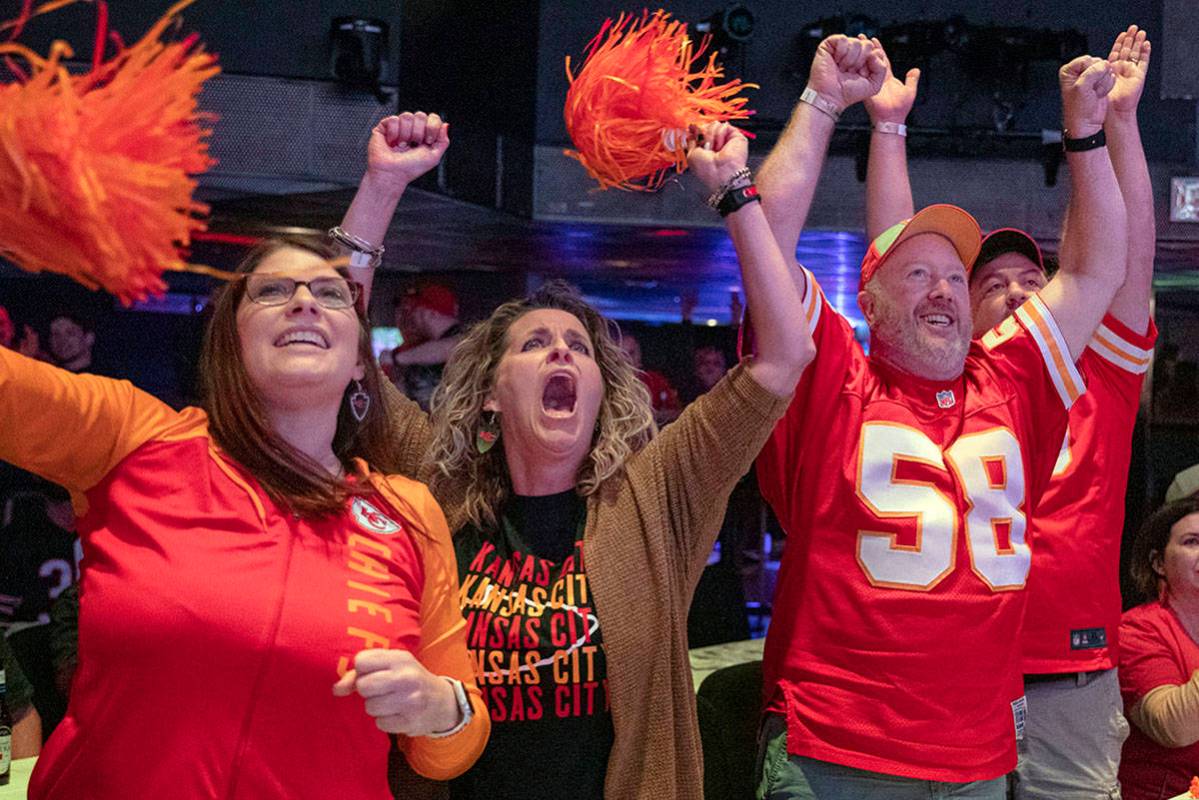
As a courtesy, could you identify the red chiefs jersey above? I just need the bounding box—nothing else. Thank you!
[0,348,487,799]
[757,268,1083,782]
[1021,314,1155,674]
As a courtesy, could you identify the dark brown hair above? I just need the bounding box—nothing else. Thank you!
[1128,496,1199,604]
[199,235,395,518]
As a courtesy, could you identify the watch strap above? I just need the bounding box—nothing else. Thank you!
[1062,129,1106,152]
[717,184,761,218]
[427,677,472,739]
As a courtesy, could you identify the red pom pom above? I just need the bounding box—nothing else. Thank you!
[0,0,219,304]
[564,9,755,192]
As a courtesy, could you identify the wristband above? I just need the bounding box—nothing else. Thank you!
[717,184,761,217]
[1062,129,1106,152]
[799,87,841,122]
[873,121,907,137]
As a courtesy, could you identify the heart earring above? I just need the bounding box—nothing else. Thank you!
[349,380,370,422]
[476,411,500,454]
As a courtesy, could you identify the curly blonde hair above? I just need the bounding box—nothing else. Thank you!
[429,280,655,530]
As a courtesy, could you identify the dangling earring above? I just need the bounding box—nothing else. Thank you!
[349,379,370,422]
[476,411,500,454]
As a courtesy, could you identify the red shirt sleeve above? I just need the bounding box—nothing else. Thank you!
[755,266,861,521]
[1120,603,1197,706]
[1079,313,1157,409]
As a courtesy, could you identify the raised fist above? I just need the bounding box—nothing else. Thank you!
[863,37,920,124]
[1059,55,1115,138]
[365,111,451,194]
[806,35,887,113]
[1106,24,1151,118]
[686,121,748,195]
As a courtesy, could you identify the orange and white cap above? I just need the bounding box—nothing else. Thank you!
[858,204,982,291]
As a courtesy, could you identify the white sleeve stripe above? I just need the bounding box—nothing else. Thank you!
[800,266,822,335]
[1097,323,1153,360]
[1088,323,1153,371]
[1014,295,1085,410]
[1088,333,1151,374]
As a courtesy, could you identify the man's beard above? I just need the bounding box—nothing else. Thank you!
[870,296,969,380]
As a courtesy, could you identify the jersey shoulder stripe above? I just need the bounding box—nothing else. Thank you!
[1012,294,1085,409]
[799,264,823,336]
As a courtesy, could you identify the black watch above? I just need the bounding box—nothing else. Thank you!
[1062,129,1106,152]
[717,184,761,217]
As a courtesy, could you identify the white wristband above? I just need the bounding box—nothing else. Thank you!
[799,87,841,122]
[873,121,908,137]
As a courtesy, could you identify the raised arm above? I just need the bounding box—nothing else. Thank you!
[1102,25,1154,333]
[0,346,188,498]
[757,36,885,274]
[338,112,451,304]
[863,38,920,239]
[1037,55,1128,360]
[688,122,814,395]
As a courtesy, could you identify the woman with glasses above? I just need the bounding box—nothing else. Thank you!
[0,237,488,799]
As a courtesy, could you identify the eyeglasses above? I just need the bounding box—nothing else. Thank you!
[243,275,362,310]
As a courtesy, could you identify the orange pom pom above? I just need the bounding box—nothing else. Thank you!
[1189,776,1199,798]
[0,0,219,304]
[564,9,756,192]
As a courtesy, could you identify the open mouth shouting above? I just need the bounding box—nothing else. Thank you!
[274,327,330,349]
[542,372,578,417]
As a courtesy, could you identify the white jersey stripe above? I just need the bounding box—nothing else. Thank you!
[800,265,822,335]
[1087,323,1152,374]
[1014,295,1086,410]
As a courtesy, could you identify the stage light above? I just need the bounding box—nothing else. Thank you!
[1171,177,1199,222]
[695,4,756,58]
[330,17,390,102]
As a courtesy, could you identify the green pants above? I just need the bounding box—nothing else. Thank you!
[755,714,1008,800]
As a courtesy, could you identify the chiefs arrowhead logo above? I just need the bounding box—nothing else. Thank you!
[351,497,402,535]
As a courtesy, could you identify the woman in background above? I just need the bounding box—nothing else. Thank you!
[1119,496,1199,799]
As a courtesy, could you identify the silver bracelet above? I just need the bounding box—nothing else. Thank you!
[427,677,473,739]
[328,226,384,269]
[799,87,841,122]
[705,166,753,210]
[873,121,908,137]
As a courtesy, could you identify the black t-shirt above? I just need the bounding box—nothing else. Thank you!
[0,495,78,627]
[450,490,612,800]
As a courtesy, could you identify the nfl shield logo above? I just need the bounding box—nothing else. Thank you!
[351,498,402,535]
[935,390,956,409]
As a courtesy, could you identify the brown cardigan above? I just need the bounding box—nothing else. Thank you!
[381,363,790,799]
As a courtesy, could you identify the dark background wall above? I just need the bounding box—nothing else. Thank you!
[15,0,404,83]
[24,1,1192,164]
[537,0,1194,162]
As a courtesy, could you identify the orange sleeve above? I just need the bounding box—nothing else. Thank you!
[395,481,489,780]
[0,347,192,500]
